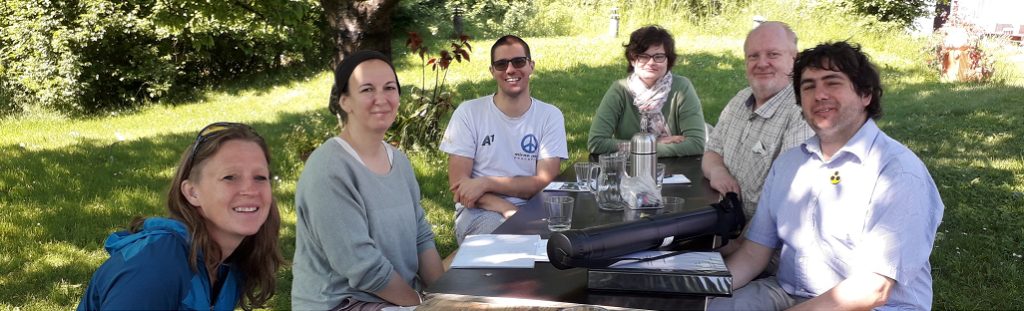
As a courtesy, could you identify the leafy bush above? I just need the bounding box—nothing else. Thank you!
[527,0,615,37]
[388,32,472,151]
[842,0,930,30]
[282,110,338,162]
[524,0,751,38]
[392,0,451,35]
[393,0,745,39]
[442,0,538,37]
[923,8,1010,82]
[621,0,737,25]
[0,0,328,116]
[0,70,19,115]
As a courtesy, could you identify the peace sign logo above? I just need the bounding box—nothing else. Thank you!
[521,134,538,154]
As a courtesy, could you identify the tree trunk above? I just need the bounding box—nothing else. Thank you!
[934,1,950,31]
[320,0,400,68]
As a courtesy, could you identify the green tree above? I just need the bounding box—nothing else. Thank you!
[844,0,933,29]
[0,0,327,115]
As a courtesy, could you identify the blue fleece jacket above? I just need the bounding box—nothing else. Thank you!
[77,218,242,310]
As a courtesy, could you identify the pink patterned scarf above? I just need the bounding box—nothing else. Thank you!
[626,73,673,138]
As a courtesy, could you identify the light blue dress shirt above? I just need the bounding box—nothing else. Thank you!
[746,119,944,310]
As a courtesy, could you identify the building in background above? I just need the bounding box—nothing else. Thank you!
[951,0,1024,42]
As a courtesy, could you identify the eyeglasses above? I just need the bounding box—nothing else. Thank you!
[491,57,531,71]
[636,53,668,64]
[186,122,261,172]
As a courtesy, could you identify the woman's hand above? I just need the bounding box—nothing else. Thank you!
[656,135,686,144]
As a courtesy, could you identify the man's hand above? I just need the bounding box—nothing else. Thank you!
[724,239,774,290]
[476,194,519,218]
[787,272,895,311]
[702,151,741,195]
[657,135,686,144]
[450,177,490,208]
[708,169,741,195]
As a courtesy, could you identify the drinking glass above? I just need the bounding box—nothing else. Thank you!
[545,196,575,232]
[662,196,685,213]
[656,163,666,190]
[574,162,595,191]
[617,141,631,152]
[589,153,627,211]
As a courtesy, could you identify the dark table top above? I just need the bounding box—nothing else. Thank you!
[425,154,721,310]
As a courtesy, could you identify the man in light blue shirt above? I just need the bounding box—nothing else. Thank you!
[709,41,944,310]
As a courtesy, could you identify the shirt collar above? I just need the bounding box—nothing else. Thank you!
[802,119,881,163]
[745,82,795,119]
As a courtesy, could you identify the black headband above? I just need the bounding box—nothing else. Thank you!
[328,50,400,117]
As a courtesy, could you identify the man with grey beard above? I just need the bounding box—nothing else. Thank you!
[702,21,813,256]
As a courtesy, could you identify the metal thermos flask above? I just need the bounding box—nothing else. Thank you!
[629,133,657,180]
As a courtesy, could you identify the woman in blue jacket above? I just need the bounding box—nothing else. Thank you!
[78,123,285,310]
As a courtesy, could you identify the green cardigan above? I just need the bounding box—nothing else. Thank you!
[587,75,706,157]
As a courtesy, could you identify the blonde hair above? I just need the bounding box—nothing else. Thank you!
[152,124,284,309]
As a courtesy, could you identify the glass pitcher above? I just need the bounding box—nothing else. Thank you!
[588,153,628,211]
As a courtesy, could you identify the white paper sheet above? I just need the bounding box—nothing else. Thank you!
[662,174,691,184]
[543,181,587,192]
[450,234,541,268]
[608,251,726,271]
[534,239,549,262]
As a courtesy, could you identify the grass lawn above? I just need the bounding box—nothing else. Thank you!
[3,2,1024,309]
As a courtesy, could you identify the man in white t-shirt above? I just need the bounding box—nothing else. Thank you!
[439,35,568,244]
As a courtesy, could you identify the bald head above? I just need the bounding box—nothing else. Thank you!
[744,21,799,106]
[745,22,797,54]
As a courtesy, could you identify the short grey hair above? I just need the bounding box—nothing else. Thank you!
[748,21,798,53]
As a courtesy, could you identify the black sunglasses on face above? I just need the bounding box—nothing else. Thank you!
[491,57,531,71]
[186,122,262,172]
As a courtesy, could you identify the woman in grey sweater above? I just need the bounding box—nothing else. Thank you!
[291,51,444,310]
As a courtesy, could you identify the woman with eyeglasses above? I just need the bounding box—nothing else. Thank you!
[291,50,444,310]
[78,123,284,310]
[587,25,707,157]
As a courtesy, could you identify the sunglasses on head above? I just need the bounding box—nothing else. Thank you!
[491,57,530,71]
[186,122,262,171]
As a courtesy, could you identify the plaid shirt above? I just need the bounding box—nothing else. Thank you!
[706,84,813,218]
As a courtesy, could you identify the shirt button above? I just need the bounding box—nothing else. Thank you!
[798,258,805,263]
[813,197,818,202]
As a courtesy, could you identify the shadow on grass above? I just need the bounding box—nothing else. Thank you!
[2,134,189,306]
[3,46,1023,308]
[59,63,332,121]
[159,63,332,113]
[0,110,320,307]
[431,54,1024,308]
[879,72,1024,308]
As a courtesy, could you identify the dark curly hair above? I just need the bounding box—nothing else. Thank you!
[624,25,677,73]
[792,41,884,120]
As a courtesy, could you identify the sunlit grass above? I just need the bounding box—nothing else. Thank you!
[0,64,334,308]
[3,0,1024,309]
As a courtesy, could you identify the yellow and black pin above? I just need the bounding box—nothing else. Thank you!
[830,171,841,184]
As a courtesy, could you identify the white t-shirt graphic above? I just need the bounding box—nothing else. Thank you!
[440,94,569,206]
